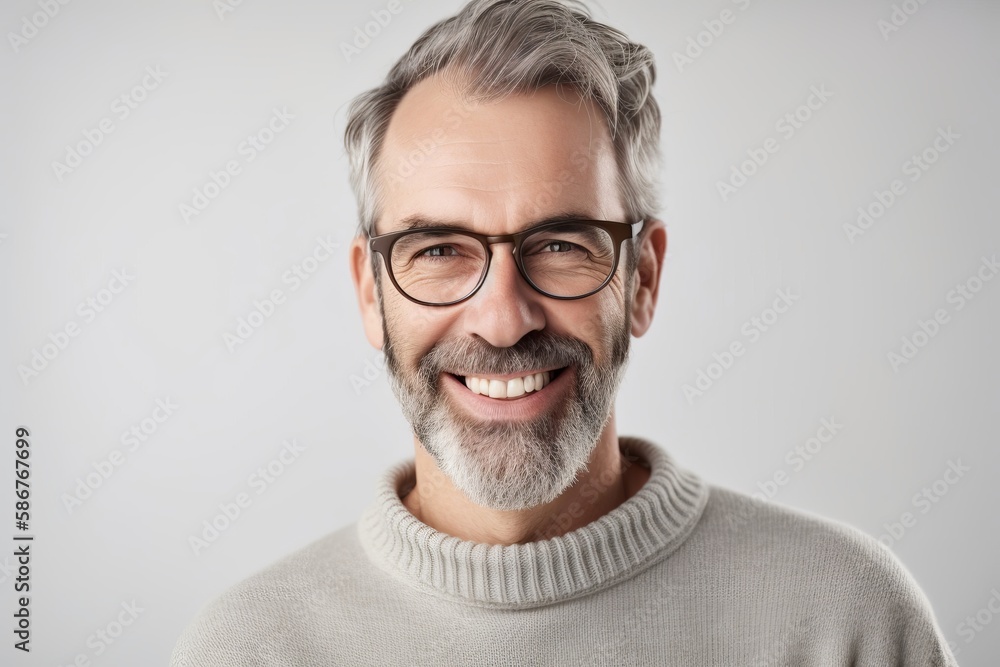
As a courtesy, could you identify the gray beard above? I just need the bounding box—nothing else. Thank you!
[379,293,632,511]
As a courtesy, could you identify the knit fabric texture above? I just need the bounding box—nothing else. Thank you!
[170,435,958,666]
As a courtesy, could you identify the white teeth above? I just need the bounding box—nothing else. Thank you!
[460,370,556,399]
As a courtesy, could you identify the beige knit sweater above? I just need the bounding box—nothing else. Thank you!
[170,436,958,666]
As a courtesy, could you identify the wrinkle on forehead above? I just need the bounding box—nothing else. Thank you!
[377,73,624,234]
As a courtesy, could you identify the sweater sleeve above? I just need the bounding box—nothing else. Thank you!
[844,539,958,667]
[168,595,273,667]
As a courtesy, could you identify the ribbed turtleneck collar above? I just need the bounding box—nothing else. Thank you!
[356,436,708,609]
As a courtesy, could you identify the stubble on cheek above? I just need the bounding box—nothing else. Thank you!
[380,289,436,389]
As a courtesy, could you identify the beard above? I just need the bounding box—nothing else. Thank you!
[378,280,633,512]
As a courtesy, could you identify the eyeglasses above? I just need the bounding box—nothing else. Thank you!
[368,218,644,306]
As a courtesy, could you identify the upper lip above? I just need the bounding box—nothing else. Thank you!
[446,366,567,381]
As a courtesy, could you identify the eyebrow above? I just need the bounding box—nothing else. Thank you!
[397,211,598,233]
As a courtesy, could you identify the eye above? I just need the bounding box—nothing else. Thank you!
[538,241,578,253]
[418,245,459,258]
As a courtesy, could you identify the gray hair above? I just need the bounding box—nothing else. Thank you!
[343,0,661,277]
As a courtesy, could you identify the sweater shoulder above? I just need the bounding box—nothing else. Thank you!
[703,483,913,588]
[694,485,957,666]
[707,484,881,552]
[169,522,361,666]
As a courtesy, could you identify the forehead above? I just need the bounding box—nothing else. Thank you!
[376,73,622,235]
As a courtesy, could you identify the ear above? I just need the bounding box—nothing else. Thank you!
[349,235,385,350]
[629,218,667,338]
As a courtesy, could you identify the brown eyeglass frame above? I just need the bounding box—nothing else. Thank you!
[368,218,645,307]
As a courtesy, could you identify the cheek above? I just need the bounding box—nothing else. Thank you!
[593,298,628,360]
[384,294,454,365]
[558,290,627,365]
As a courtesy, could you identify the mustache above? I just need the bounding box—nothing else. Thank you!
[416,330,593,386]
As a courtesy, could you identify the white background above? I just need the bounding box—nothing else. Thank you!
[1,0,998,664]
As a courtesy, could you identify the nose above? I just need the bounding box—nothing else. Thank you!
[460,243,546,348]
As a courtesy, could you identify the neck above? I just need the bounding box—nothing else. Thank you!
[400,413,651,545]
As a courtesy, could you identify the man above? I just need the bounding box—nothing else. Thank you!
[171,1,958,664]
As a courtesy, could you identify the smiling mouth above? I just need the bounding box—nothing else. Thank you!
[448,367,568,400]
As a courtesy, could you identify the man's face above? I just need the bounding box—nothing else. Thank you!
[361,74,637,511]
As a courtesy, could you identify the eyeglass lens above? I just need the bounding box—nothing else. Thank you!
[388,222,617,304]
